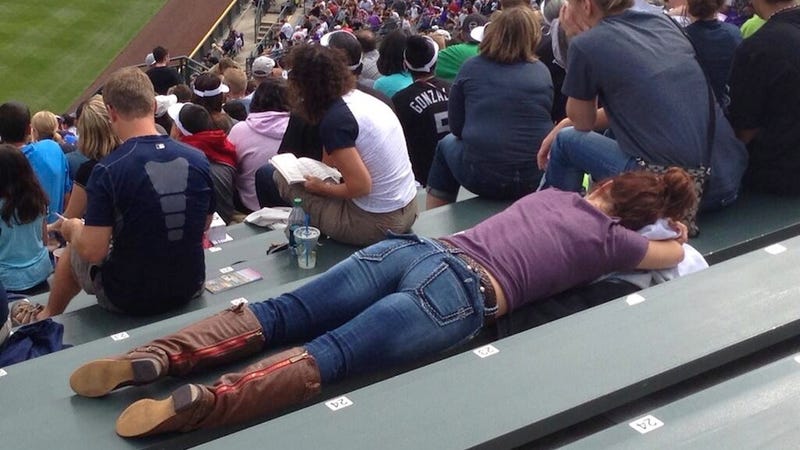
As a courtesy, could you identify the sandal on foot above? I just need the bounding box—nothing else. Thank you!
[9,300,44,327]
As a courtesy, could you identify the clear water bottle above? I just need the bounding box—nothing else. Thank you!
[286,198,306,255]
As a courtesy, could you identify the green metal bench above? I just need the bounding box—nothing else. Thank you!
[691,190,800,264]
[5,192,800,449]
[562,340,800,449]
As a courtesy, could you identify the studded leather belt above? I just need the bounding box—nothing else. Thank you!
[436,239,498,324]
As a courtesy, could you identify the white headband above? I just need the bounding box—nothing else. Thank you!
[404,36,439,73]
[192,83,229,97]
[320,30,363,71]
[167,103,192,136]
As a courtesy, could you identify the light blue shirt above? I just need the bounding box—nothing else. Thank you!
[0,203,52,291]
[373,72,413,98]
[22,139,72,223]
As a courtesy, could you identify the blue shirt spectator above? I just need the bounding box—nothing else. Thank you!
[686,19,742,107]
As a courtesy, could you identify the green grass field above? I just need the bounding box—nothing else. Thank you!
[0,0,166,113]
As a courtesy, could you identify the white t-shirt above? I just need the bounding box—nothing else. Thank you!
[318,90,417,213]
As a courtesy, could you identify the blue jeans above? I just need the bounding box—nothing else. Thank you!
[540,127,638,192]
[248,235,487,384]
[427,134,542,202]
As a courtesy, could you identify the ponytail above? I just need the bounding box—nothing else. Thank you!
[30,110,61,144]
[661,167,698,222]
[597,168,698,230]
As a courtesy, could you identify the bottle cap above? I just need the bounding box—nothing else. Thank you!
[293,198,302,206]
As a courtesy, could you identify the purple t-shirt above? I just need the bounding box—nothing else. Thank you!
[443,189,648,312]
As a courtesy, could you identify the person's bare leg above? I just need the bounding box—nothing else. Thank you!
[425,192,452,210]
[41,245,81,319]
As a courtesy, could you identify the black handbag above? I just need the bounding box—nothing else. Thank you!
[635,158,710,237]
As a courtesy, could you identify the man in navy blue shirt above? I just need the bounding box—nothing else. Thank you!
[37,68,215,318]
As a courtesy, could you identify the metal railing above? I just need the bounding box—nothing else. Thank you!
[255,0,264,43]
[190,0,250,60]
[180,57,212,81]
[136,55,210,85]
[249,1,294,64]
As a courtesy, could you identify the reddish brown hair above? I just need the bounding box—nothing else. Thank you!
[596,167,698,230]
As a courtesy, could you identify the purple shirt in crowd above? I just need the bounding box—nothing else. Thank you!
[443,189,648,312]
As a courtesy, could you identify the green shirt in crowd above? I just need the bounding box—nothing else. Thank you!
[741,15,766,38]
[435,43,480,82]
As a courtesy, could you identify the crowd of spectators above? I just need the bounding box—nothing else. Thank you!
[1,0,799,384]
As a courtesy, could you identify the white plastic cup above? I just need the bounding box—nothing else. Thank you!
[53,247,66,265]
[294,226,320,269]
[297,250,317,269]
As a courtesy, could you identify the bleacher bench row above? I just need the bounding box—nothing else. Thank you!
[3,190,800,449]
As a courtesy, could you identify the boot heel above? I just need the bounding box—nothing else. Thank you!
[171,384,201,412]
[116,384,213,438]
[130,358,161,383]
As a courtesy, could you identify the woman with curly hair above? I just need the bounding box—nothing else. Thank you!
[69,168,696,438]
[0,144,52,293]
[269,44,418,246]
[62,95,121,219]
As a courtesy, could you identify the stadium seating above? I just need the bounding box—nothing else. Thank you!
[5,192,800,449]
[691,190,800,264]
[563,340,800,449]
[31,189,800,342]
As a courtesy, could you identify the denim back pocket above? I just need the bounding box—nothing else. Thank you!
[416,258,479,326]
[355,236,423,262]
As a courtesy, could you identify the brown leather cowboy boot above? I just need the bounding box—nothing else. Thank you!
[114,347,321,438]
[70,303,265,397]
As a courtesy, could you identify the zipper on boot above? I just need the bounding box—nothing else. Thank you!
[215,350,310,395]
[168,330,264,366]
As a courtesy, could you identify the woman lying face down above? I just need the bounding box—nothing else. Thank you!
[68,168,696,438]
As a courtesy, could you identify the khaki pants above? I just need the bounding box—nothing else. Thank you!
[69,245,120,312]
[274,171,418,246]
